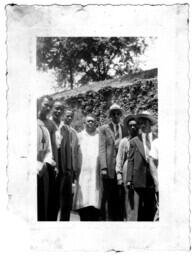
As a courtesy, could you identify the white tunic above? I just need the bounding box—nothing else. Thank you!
[73,130,102,210]
[37,119,54,173]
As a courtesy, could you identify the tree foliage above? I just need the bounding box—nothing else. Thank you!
[37,37,147,89]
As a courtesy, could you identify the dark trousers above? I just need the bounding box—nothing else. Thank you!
[59,172,73,221]
[37,164,57,221]
[79,206,101,221]
[37,169,49,221]
[47,165,58,221]
[55,150,73,221]
[135,188,156,221]
[101,178,124,221]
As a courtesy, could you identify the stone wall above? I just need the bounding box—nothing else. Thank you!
[50,69,158,131]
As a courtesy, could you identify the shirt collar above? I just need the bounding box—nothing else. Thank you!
[111,121,120,128]
[141,132,153,141]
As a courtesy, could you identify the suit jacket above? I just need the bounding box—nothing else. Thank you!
[43,119,56,159]
[44,119,72,174]
[126,135,154,188]
[99,122,125,179]
[60,125,72,174]
[69,126,80,176]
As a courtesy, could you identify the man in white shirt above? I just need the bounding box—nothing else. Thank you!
[37,97,56,221]
[149,138,159,191]
[149,136,159,221]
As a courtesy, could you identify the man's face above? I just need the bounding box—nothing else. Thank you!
[111,110,121,124]
[64,110,73,126]
[127,119,137,137]
[52,102,64,121]
[138,118,151,133]
[85,116,96,133]
[40,98,53,117]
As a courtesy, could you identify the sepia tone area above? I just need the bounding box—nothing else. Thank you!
[37,37,158,222]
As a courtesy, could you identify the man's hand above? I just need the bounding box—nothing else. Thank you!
[115,138,120,149]
[37,161,44,174]
[37,162,47,177]
[73,170,78,182]
[50,159,56,167]
[155,182,159,193]
[127,181,131,187]
[72,182,76,195]
[54,167,59,176]
[101,168,108,179]
[117,173,123,185]
[126,181,131,188]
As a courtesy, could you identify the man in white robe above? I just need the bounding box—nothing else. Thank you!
[73,114,102,221]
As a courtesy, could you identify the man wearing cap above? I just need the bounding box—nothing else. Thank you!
[99,103,126,221]
[116,114,138,220]
[126,111,157,221]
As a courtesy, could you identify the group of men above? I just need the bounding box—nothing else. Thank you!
[37,96,159,221]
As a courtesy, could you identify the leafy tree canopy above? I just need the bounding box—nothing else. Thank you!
[37,37,147,89]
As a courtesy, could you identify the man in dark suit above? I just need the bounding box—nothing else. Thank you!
[126,111,157,221]
[50,101,72,221]
[63,109,80,183]
[99,103,126,221]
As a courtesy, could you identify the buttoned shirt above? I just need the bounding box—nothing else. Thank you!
[149,138,159,160]
[111,122,122,140]
[49,119,64,149]
[141,132,153,161]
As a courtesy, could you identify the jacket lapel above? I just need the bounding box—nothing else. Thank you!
[108,123,125,140]
[152,133,157,141]
[109,122,114,132]
[120,124,125,137]
[135,136,146,160]
[108,123,115,141]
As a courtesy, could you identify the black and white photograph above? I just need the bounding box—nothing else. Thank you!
[36,37,158,222]
[5,3,190,252]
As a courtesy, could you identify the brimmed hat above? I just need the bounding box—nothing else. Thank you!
[124,114,137,128]
[108,103,123,116]
[137,111,157,125]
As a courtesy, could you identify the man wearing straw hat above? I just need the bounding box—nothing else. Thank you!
[126,111,157,221]
[99,103,126,221]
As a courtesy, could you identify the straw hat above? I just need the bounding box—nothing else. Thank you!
[108,103,123,116]
[137,110,157,125]
[124,114,137,128]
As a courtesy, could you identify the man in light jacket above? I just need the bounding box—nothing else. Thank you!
[99,103,125,221]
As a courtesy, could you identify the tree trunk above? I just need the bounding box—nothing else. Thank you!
[69,67,74,89]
